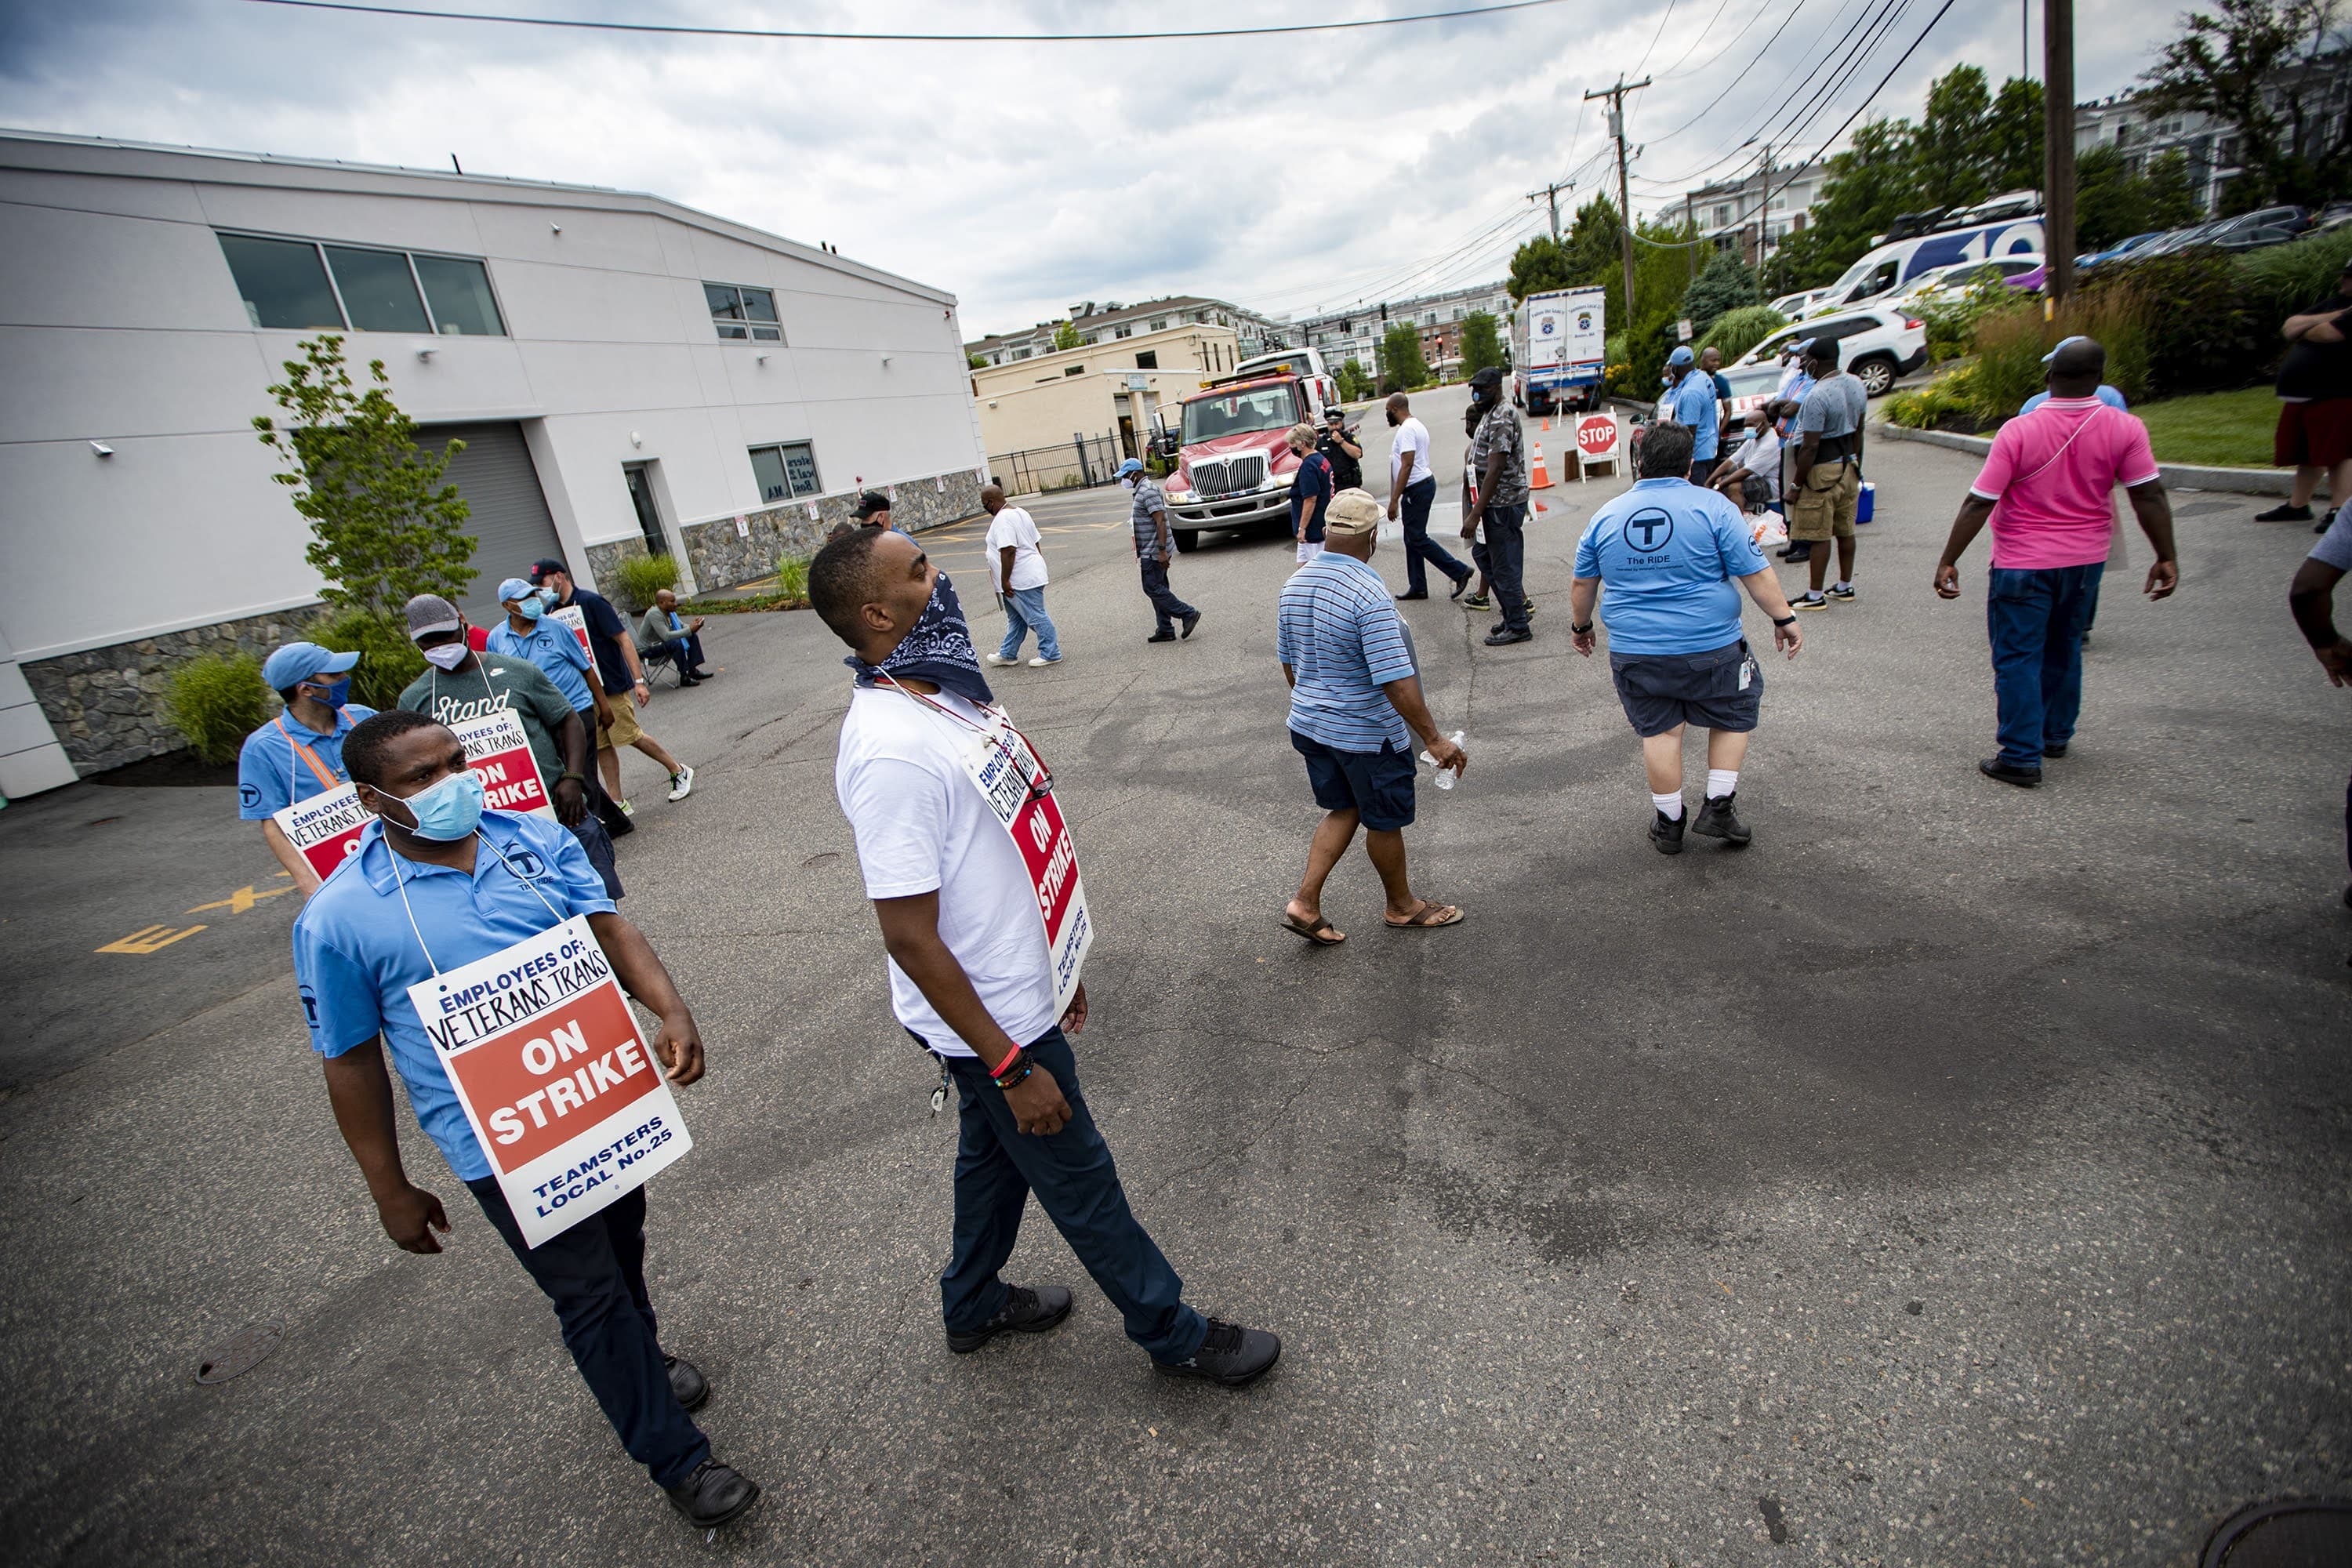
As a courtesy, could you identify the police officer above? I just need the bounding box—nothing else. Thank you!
[239,641,374,895]
[292,708,759,1530]
[1316,405,1364,492]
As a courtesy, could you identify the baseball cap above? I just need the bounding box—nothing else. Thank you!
[404,593,465,641]
[1667,345,1695,367]
[527,558,567,583]
[261,641,360,691]
[1323,488,1382,539]
[855,491,891,518]
[1116,457,1144,477]
[2040,334,2091,365]
[495,575,536,603]
[1469,366,1504,391]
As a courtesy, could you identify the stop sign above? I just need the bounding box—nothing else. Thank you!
[1575,414,1617,456]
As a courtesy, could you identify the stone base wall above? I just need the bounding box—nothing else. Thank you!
[24,605,326,774]
[676,466,983,593]
[583,535,652,600]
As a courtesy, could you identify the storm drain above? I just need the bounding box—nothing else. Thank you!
[194,1323,281,1385]
[2203,1499,2352,1566]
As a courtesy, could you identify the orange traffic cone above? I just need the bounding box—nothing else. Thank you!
[1530,442,1554,489]
[1541,416,1551,432]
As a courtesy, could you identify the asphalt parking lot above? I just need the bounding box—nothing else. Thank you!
[2,416,2347,1566]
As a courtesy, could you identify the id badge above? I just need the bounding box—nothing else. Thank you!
[1738,658,1755,691]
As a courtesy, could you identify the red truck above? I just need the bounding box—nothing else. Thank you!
[1161,372,1329,553]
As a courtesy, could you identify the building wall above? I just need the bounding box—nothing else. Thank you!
[0,134,986,783]
[971,323,1236,461]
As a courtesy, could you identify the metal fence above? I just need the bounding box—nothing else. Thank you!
[986,433,1125,498]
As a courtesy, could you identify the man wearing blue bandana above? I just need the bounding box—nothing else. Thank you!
[290,708,760,1532]
[1121,457,1201,644]
[811,524,1281,1388]
[239,640,375,895]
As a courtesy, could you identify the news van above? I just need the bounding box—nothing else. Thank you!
[1803,217,2046,318]
[1512,286,1606,416]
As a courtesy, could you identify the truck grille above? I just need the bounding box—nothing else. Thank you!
[1189,454,1265,499]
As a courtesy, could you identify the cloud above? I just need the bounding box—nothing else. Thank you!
[0,0,2177,336]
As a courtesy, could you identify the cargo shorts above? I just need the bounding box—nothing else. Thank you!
[1788,462,1860,542]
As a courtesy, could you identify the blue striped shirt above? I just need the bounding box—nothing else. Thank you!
[1276,553,1416,753]
[1128,477,1170,553]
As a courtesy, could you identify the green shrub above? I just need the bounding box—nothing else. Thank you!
[2066,286,2153,406]
[773,555,810,603]
[608,552,681,615]
[1882,363,1982,429]
[310,606,426,710]
[1966,304,2052,423]
[1695,306,1787,365]
[166,652,270,764]
[2234,223,2352,323]
[1915,274,2015,362]
[2080,249,2255,397]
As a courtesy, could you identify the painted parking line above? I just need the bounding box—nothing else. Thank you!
[97,924,208,955]
[188,884,296,916]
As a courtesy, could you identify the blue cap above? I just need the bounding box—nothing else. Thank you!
[1117,458,1144,477]
[1667,346,1695,367]
[2040,334,2089,365]
[262,641,360,691]
[495,575,536,603]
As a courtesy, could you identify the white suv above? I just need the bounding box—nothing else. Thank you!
[1735,307,1929,397]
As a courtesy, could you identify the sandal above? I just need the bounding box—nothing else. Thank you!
[1281,912,1346,946]
[1385,902,1464,929]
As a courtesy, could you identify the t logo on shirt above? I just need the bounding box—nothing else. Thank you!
[239,782,260,808]
[505,848,547,880]
[1626,510,1675,553]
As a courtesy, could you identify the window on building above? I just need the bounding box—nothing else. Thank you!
[706,282,782,342]
[1114,325,1133,339]
[748,441,820,503]
[1149,318,1167,332]
[1715,204,1733,227]
[1135,350,1158,369]
[218,233,508,335]
[1013,347,1032,360]
[1065,365,1087,376]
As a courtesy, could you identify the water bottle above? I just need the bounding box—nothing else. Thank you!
[1421,731,1465,790]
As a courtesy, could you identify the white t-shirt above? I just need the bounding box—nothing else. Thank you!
[1390,416,1432,487]
[983,506,1048,592]
[834,685,1059,1058]
[1734,426,1783,495]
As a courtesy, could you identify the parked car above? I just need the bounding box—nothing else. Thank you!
[1734,307,1929,397]
[1802,217,2046,317]
[2133,219,2230,258]
[2312,201,2352,234]
[1893,254,2047,310]
[1768,289,1825,318]
[1160,374,1317,552]
[2076,230,2164,270]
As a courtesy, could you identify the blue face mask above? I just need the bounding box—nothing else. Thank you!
[514,595,545,621]
[307,676,352,708]
[385,768,486,841]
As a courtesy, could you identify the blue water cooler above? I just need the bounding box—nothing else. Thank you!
[1857,480,1876,523]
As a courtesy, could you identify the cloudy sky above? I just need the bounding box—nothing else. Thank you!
[1,0,2168,337]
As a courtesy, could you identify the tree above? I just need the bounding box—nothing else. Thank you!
[254,336,476,622]
[2143,151,2204,230]
[2074,145,2211,249]
[1682,252,1759,333]
[968,352,988,368]
[1459,311,1508,378]
[2140,0,2352,210]
[1911,65,1996,209]
[1051,320,1084,351]
[1334,358,1376,401]
[1983,76,2045,194]
[1376,324,1430,393]
[1508,234,1577,301]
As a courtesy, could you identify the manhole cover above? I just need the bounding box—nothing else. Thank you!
[194,1323,282,1385]
[2204,1499,2352,1566]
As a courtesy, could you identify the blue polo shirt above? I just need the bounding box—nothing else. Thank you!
[1573,477,1767,655]
[237,704,376,819]
[1665,372,1720,461]
[485,619,597,713]
[2021,385,2128,414]
[1276,552,1416,753]
[291,810,617,1181]
[1290,451,1334,542]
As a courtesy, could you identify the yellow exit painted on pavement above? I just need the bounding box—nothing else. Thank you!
[97,924,208,955]
[188,884,296,916]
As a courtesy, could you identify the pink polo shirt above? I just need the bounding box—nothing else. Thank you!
[1968,398,2161,569]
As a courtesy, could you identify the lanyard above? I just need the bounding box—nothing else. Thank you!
[278,710,348,791]
[427,662,503,717]
[873,674,1054,805]
[386,829,567,978]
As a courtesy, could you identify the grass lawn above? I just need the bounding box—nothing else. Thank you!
[2135,386,2281,469]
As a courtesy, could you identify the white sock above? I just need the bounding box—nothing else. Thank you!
[1834,579,1852,592]
[1651,791,1685,820]
[1706,768,1738,799]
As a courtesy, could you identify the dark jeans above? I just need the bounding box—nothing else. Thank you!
[466,1180,708,1489]
[1987,563,2103,768]
[1398,476,1466,595]
[652,633,706,674]
[1482,503,1530,633]
[938,1026,1207,1363]
[569,808,624,900]
[1138,554,1196,636]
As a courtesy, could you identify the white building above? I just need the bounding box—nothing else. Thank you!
[1293,281,1515,379]
[0,130,988,791]
[1678,159,1831,267]
[966,296,1283,367]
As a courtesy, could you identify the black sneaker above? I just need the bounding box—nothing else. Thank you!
[1396,590,1430,601]
[2256,503,2314,522]
[2321,507,2342,536]
[1153,1317,1281,1387]
[1462,593,1491,611]
[1791,593,1828,612]
[945,1283,1073,1354]
[1690,793,1751,846]
[1779,543,1813,562]
[1650,808,1686,855]
[1147,630,1177,643]
[1977,757,2042,788]
[1483,627,1532,645]
[1825,583,1856,602]
[664,1353,709,1412]
[1180,610,1203,639]
[664,1459,760,1529]
[2042,742,2069,759]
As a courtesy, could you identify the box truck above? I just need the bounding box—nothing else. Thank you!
[1513,286,1606,416]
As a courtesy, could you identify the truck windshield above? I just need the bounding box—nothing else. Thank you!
[1238,354,1313,380]
[1183,386,1297,443]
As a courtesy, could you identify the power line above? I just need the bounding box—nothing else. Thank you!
[240,0,1579,42]
[1626,0,1821,157]
[1632,0,1901,189]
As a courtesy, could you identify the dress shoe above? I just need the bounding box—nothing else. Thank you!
[1147,630,1177,643]
[1978,757,2042,788]
[664,1353,708,1411]
[665,1459,760,1529]
[1181,610,1203,639]
[1483,627,1532,645]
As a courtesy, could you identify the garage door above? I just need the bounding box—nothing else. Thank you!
[419,423,567,622]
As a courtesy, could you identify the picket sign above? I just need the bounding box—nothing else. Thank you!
[274,785,371,881]
[408,915,689,1248]
[447,708,557,820]
[546,604,593,660]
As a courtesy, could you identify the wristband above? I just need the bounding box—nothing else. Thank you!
[558,771,586,783]
[987,1043,1023,1078]
[993,1058,1033,1091]
[1772,614,1798,627]
[1570,620,1594,635]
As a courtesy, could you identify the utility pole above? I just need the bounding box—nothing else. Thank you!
[1755,143,1774,300]
[2043,0,2076,307]
[1526,180,1573,243]
[1684,193,1697,285]
[1585,75,1650,333]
